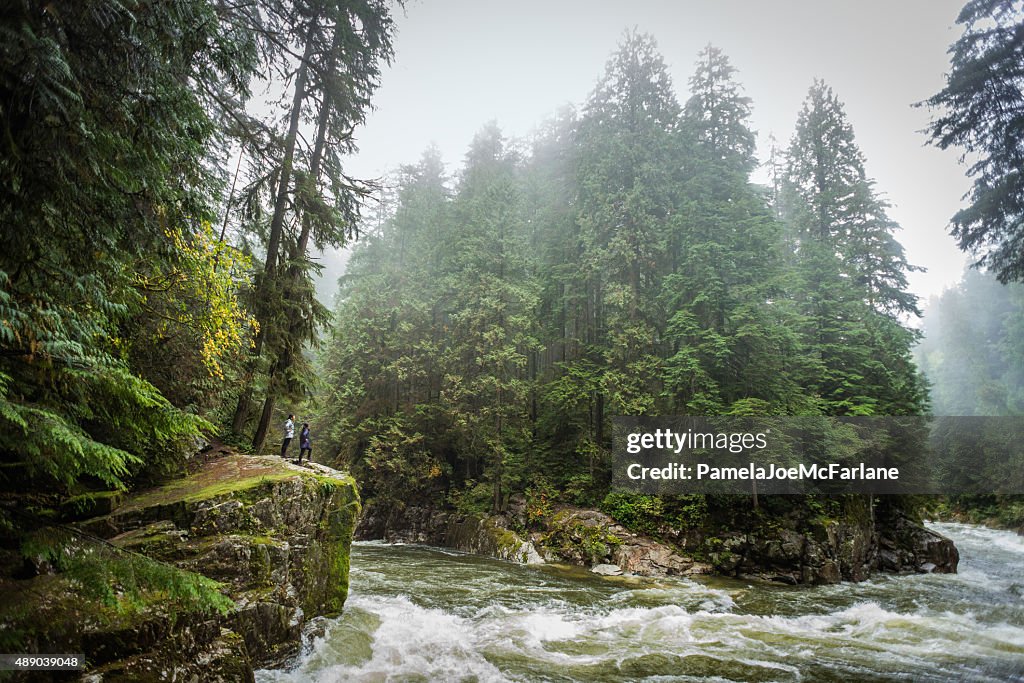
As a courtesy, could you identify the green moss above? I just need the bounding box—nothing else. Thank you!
[5,455,362,677]
[311,482,360,617]
[249,535,276,545]
[249,541,273,587]
[118,457,357,523]
[492,527,522,555]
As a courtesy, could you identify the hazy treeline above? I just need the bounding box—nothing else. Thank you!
[315,34,926,514]
[919,270,1024,416]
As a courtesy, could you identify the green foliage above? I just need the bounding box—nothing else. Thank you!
[781,80,926,418]
[361,415,448,507]
[545,513,621,565]
[0,0,259,498]
[600,493,666,536]
[938,495,1024,529]
[562,473,603,507]
[0,351,208,491]
[125,222,258,413]
[601,492,707,537]
[447,481,494,518]
[524,477,556,526]
[229,0,401,450]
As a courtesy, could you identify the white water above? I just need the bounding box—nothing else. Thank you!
[258,523,1024,682]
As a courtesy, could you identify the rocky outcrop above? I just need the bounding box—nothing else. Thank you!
[537,508,712,577]
[708,503,959,585]
[355,501,450,545]
[0,453,360,681]
[356,502,543,565]
[876,509,959,576]
[355,503,710,576]
[444,515,544,564]
[357,498,957,585]
[546,502,956,584]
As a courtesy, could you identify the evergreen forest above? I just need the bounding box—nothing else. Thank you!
[315,36,929,518]
[2,3,1024,664]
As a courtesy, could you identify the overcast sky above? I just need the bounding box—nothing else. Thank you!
[328,0,974,306]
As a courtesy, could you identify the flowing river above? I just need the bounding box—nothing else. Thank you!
[258,522,1024,682]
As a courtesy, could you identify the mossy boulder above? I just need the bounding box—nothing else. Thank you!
[443,515,544,564]
[537,508,710,577]
[0,454,360,681]
[58,491,123,521]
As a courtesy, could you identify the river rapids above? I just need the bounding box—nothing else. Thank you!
[257,522,1024,682]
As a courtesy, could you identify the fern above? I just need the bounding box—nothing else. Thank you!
[21,525,234,619]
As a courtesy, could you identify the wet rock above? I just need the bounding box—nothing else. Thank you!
[534,508,703,577]
[876,509,958,574]
[356,502,451,545]
[358,497,959,588]
[591,563,623,576]
[59,491,122,521]
[614,536,698,576]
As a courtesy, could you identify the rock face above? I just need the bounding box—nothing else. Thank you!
[444,515,545,564]
[1,454,360,681]
[356,498,957,585]
[355,501,450,545]
[709,502,959,585]
[537,508,713,577]
[355,504,710,576]
[592,504,956,583]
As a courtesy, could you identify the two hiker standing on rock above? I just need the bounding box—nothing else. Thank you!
[280,414,312,464]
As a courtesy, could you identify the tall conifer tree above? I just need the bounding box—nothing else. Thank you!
[783,81,925,415]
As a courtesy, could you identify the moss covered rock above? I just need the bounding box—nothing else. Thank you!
[443,515,544,564]
[0,454,360,681]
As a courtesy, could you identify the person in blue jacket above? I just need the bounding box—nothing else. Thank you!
[297,423,312,464]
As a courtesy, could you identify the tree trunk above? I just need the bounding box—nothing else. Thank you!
[250,23,343,448]
[231,385,252,434]
[253,392,276,455]
[231,29,315,438]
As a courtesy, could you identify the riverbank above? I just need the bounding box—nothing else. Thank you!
[356,496,958,584]
[927,496,1024,536]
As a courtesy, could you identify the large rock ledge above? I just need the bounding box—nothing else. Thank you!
[357,499,957,585]
[0,454,360,682]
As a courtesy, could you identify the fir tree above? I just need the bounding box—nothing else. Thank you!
[782,81,925,415]
[575,30,681,428]
[0,0,260,492]
[231,0,399,451]
[922,0,1024,283]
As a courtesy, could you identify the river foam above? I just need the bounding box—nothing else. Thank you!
[258,523,1024,682]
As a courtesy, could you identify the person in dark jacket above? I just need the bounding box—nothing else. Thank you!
[297,423,312,464]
